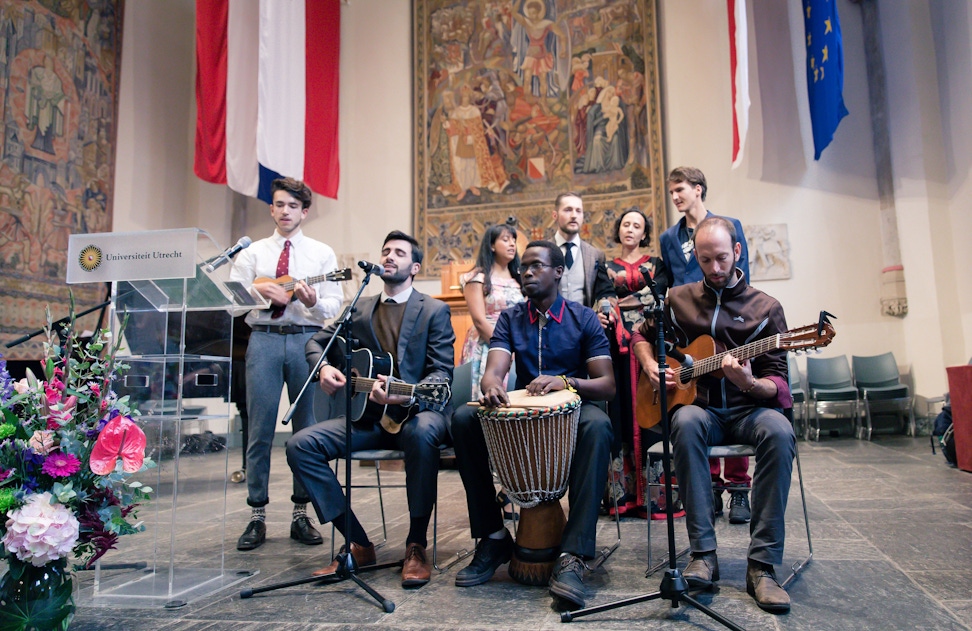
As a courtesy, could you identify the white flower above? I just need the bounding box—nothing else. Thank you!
[2,492,80,566]
[13,379,29,395]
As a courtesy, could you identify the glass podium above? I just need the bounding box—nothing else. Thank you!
[74,229,267,608]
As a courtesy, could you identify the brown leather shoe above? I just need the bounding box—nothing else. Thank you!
[401,543,431,588]
[312,541,376,577]
[683,551,719,589]
[746,559,790,614]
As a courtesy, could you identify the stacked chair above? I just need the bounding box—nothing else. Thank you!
[798,352,913,441]
[851,352,914,440]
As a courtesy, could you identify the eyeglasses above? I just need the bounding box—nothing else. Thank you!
[518,262,553,275]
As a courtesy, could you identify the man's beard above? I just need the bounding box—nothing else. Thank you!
[381,265,412,285]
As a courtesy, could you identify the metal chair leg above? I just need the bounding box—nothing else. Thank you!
[781,438,813,588]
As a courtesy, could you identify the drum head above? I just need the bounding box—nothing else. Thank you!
[501,388,579,410]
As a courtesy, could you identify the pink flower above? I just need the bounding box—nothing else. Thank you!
[42,451,81,477]
[89,382,101,397]
[2,492,80,566]
[28,430,56,455]
[13,379,29,395]
[45,395,77,429]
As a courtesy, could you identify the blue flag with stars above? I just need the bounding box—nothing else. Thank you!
[804,0,848,159]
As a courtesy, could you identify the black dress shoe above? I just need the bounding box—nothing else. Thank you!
[237,520,266,551]
[290,516,323,545]
[455,529,514,586]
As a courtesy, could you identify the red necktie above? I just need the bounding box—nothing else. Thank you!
[270,240,291,319]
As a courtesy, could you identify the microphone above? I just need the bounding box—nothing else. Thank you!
[663,341,689,365]
[357,260,383,275]
[205,236,252,273]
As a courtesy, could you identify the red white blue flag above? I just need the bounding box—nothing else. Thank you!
[194,0,340,201]
[728,0,749,169]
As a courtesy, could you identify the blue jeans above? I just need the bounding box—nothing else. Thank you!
[244,330,318,507]
[671,405,794,565]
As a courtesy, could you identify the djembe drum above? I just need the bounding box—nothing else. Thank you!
[477,389,581,585]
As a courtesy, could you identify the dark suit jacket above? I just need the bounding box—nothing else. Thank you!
[579,239,616,308]
[305,290,455,413]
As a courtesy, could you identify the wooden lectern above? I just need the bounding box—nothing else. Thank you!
[435,260,474,366]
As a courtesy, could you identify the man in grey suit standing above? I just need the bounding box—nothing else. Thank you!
[551,192,616,324]
[287,231,454,589]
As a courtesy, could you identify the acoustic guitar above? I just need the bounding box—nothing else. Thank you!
[636,321,836,429]
[326,336,451,434]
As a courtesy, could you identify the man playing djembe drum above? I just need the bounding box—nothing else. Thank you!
[452,240,615,610]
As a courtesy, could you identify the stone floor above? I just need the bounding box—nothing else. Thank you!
[69,433,972,631]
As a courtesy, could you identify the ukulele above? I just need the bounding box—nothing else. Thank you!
[326,336,451,434]
[637,320,836,429]
[253,268,352,305]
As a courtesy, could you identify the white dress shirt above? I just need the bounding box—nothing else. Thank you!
[230,229,343,326]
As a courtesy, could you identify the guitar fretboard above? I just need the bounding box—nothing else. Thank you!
[349,376,415,398]
[679,334,782,382]
[277,274,329,291]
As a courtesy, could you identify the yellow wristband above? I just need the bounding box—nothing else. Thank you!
[560,375,577,393]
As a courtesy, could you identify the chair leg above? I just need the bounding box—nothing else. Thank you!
[432,497,474,572]
[588,482,621,573]
[645,473,689,577]
[373,462,388,548]
[781,439,813,589]
[860,399,873,441]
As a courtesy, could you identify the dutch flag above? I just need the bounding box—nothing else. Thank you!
[194,0,340,201]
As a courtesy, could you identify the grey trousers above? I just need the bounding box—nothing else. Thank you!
[244,330,318,507]
[285,406,450,525]
[670,405,795,565]
[452,401,612,559]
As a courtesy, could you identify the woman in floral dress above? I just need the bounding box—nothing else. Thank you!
[460,223,523,399]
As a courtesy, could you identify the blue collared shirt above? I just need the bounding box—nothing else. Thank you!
[490,295,611,390]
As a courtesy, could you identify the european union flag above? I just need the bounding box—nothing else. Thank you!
[804,0,848,159]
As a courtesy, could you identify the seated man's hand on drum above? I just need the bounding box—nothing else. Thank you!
[479,384,510,408]
[525,374,563,396]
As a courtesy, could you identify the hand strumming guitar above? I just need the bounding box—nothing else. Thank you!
[317,364,346,395]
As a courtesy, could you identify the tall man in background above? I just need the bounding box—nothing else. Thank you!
[230,177,343,551]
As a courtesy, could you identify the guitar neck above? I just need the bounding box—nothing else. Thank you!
[278,274,328,291]
[350,376,415,398]
[688,334,781,380]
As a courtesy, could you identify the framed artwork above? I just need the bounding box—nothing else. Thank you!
[0,0,124,359]
[745,223,792,281]
[413,0,666,278]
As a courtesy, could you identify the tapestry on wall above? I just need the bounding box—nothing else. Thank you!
[414,0,666,279]
[0,0,123,360]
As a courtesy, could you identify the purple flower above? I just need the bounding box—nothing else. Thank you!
[42,451,81,477]
[0,355,13,404]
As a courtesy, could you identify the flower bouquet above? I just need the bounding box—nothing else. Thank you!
[0,308,153,629]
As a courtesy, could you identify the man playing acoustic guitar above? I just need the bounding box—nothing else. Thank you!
[230,177,343,552]
[632,216,796,614]
[289,230,454,588]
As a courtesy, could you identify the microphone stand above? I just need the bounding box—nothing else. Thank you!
[240,266,399,613]
[561,275,744,630]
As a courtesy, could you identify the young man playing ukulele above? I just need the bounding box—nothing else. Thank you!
[229,177,343,551]
[632,217,796,614]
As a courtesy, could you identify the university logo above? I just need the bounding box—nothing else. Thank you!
[79,245,103,272]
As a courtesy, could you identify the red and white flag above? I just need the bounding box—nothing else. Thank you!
[194,0,340,201]
[728,0,749,169]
